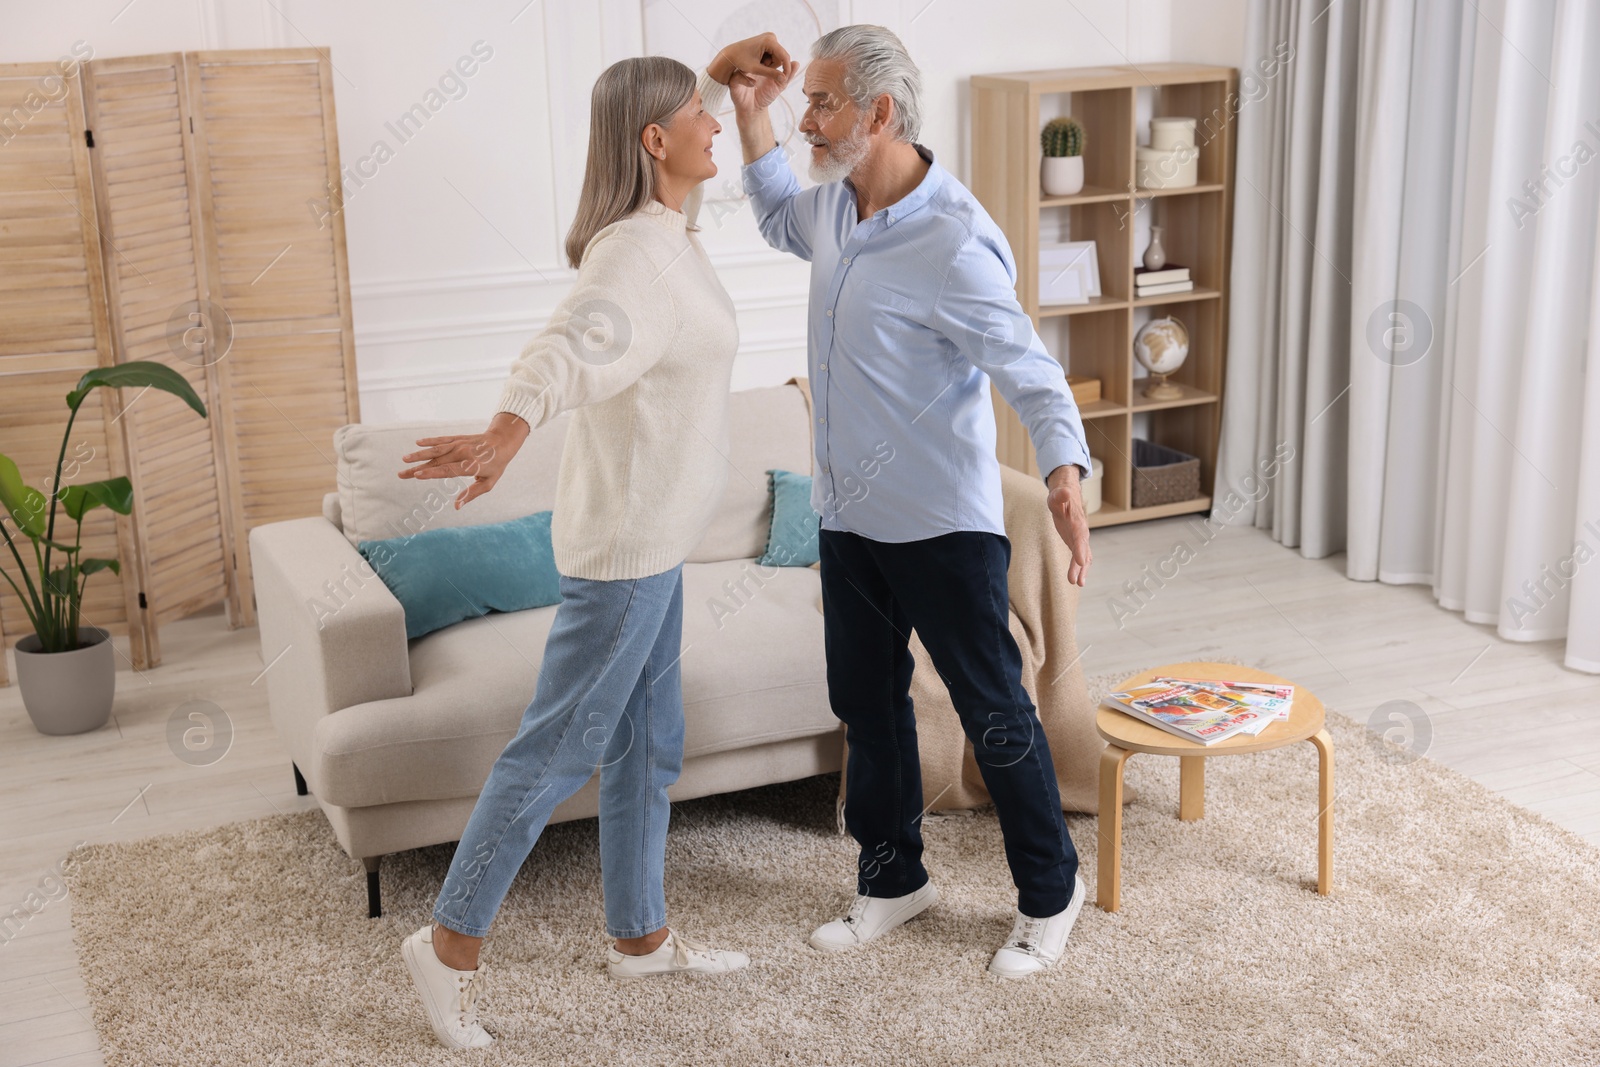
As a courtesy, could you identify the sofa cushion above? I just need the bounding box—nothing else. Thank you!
[310,558,832,809]
[357,511,562,640]
[334,413,572,548]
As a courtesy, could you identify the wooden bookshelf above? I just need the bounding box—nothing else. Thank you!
[970,63,1237,528]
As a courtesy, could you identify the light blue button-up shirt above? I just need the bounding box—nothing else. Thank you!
[742,141,1092,543]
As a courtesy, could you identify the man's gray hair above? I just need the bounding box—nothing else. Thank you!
[811,24,923,143]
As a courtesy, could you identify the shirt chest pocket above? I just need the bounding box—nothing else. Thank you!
[840,277,927,346]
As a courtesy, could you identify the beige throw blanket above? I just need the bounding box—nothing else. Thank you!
[783,378,1103,823]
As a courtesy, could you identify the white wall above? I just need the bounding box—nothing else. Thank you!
[4,0,1247,424]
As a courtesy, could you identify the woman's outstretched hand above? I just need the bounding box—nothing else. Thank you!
[398,412,529,510]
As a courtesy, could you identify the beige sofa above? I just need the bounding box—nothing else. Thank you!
[248,383,842,917]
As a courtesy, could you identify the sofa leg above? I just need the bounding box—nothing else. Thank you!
[362,855,382,919]
[292,762,308,796]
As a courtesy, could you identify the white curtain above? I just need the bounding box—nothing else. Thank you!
[1216,0,1600,671]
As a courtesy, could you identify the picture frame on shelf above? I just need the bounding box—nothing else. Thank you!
[1039,240,1100,306]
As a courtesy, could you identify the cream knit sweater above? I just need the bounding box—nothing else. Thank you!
[496,73,738,581]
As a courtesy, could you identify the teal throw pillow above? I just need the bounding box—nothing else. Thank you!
[758,469,820,567]
[358,511,562,640]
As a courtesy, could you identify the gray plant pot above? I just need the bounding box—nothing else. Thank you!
[14,626,116,736]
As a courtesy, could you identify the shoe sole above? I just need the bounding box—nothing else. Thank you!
[808,883,940,953]
[986,875,1086,979]
[606,961,749,981]
[402,931,490,1049]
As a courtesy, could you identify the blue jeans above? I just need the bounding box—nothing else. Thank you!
[432,565,685,939]
[819,529,1079,919]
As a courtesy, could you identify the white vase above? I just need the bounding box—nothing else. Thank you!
[1041,155,1084,197]
[1143,226,1167,271]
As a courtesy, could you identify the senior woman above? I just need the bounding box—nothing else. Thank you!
[393,40,796,1050]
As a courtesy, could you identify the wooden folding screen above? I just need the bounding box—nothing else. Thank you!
[0,48,358,685]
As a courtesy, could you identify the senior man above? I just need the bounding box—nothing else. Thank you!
[708,26,1095,978]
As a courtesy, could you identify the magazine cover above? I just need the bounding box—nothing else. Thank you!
[1162,677,1295,721]
[1104,681,1273,745]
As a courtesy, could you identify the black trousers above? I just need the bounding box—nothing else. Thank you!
[819,527,1079,918]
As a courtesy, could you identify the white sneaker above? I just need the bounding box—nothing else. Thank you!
[809,881,939,952]
[402,924,494,1049]
[606,928,750,980]
[987,873,1086,978]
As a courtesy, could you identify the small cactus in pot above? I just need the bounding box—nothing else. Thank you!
[1041,117,1086,197]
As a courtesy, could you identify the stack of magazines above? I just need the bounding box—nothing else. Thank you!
[1104,677,1295,745]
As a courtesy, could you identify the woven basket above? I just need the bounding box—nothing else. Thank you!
[1130,438,1200,509]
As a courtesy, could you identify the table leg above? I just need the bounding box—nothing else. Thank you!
[1097,745,1133,912]
[1179,756,1205,821]
[1310,728,1334,895]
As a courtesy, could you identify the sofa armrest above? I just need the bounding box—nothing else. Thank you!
[248,517,412,789]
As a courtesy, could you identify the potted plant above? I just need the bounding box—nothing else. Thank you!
[0,362,206,735]
[1041,116,1085,197]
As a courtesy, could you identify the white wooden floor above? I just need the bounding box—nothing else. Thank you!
[3,518,1598,1066]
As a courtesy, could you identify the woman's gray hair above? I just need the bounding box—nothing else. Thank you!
[565,56,697,269]
[811,24,923,143]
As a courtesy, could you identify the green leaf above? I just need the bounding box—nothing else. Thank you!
[60,478,134,520]
[68,361,207,418]
[0,453,49,538]
[46,562,76,597]
[79,557,120,576]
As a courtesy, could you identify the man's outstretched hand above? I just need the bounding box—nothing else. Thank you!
[710,33,796,112]
[1046,464,1093,587]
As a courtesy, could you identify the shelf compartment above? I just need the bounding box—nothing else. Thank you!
[1146,79,1232,187]
[1134,299,1222,397]
[1138,187,1225,291]
[1038,198,1134,303]
[1143,403,1222,497]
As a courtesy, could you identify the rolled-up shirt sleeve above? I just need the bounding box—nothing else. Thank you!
[930,231,1093,482]
[740,142,818,261]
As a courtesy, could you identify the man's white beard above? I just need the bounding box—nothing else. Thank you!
[807,118,871,183]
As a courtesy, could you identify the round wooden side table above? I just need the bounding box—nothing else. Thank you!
[1095,661,1333,912]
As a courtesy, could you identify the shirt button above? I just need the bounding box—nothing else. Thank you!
[818,417,826,424]
[820,363,827,371]
[822,465,830,474]
[826,308,833,317]
[842,256,851,264]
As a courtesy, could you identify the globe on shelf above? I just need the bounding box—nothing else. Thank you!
[1133,316,1189,400]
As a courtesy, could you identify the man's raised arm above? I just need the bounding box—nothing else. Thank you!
[710,33,817,262]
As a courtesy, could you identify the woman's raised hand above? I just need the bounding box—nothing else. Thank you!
[712,33,796,111]
[398,413,529,510]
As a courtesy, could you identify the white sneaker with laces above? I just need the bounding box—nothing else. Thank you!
[987,873,1086,978]
[808,881,939,952]
[606,928,750,979]
[401,924,494,1049]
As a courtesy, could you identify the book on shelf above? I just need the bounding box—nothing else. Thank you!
[1103,679,1278,745]
[1135,264,1191,286]
[1136,279,1195,297]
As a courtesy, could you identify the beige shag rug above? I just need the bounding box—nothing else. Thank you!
[61,671,1600,1066]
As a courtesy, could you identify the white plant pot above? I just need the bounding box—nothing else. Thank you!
[1041,155,1084,197]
